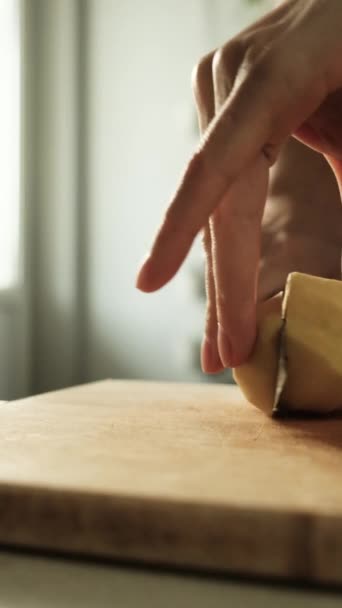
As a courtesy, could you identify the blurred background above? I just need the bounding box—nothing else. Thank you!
[1,0,273,400]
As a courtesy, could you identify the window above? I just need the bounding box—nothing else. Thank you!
[0,0,20,288]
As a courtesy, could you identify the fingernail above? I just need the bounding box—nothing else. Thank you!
[201,337,224,374]
[217,323,233,368]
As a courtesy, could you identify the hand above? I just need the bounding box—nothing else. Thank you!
[136,0,342,370]
[259,138,342,301]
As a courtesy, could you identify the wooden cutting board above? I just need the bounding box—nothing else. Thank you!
[1,379,342,584]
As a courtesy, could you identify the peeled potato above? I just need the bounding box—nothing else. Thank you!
[234,272,342,415]
[233,294,282,415]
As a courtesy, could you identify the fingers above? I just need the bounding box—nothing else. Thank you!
[212,46,242,113]
[201,226,224,373]
[195,46,244,372]
[209,49,268,367]
[212,155,269,366]
[136,38,285,368]
[191,52,215,133]
[136,58,286,293]
[135,0,338,369]
[192,53,224,374]
[209,46,252,367]
[199,45,268,369]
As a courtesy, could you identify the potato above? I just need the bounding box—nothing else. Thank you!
[233,273,342,415]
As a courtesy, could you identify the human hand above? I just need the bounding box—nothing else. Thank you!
[259,138,342,301]
[136,0,342,370]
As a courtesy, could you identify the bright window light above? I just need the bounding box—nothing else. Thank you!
[0,0,20,288]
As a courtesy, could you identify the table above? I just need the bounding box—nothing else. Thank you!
[1,550,342,608]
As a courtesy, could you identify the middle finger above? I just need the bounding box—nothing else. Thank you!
[192,54,224,374]
[211,47,270,367]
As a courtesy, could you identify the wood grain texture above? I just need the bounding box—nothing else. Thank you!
[1,380,342,584]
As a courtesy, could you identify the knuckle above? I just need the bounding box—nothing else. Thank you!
[212,43,238,81]
[212,48,227,78]
[241,35,280,82]
[243,40,265,67]
[191,56,212,99]
[213,42,247,104]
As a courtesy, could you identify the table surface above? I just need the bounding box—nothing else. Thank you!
[1,550,342,608]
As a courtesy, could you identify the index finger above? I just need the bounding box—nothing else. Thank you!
[137,37,324,294]
[136,64,283,292]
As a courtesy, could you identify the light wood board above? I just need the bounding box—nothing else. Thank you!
[1,379,342,584]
